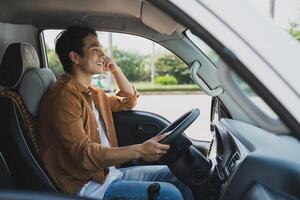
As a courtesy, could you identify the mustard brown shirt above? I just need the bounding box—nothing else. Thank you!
[38,73,139,194]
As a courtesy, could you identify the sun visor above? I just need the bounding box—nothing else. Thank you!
[141,1,184,35]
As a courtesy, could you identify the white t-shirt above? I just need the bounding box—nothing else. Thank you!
[78,101,123,199]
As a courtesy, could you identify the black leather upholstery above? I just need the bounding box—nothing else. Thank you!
[0,43,58,192]
[0,152,12,189]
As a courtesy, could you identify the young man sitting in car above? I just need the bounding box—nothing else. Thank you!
[39,25,194,200]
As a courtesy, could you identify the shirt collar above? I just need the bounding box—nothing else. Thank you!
[64,72,97,95]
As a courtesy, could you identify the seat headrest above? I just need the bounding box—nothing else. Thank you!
[19,68,56,117]
[0,43,40,89]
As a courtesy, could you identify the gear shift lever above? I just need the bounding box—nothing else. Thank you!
[147,183,160,200]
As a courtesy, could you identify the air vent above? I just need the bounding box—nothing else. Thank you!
[224,152,240,176]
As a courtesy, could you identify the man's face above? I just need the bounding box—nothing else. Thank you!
[75,34,105,74]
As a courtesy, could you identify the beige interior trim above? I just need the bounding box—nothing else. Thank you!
[141,1,184,35]
[0,0,185,35]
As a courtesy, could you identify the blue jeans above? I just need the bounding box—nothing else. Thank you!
[103,165,195,200]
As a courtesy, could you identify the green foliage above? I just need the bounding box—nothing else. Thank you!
[45,45,150,81]
[46,46,64,78]
[133,82,199,92]
[288,21,300,42]
[45,45,192,86]
[155,53,192,84]
[112,47,149,82]
[155,75,178,85]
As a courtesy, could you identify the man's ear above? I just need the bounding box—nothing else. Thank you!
[69,51,80,65]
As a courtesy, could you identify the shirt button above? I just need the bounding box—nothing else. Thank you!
[96,127,99,131]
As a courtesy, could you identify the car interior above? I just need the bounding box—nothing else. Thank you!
[0,0,299,200]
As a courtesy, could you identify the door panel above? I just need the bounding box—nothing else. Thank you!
[113,110,170,147]
[113,110,170,167]
[113,110,211,167]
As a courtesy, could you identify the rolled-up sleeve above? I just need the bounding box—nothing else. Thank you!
[49,89,109,171]
[107,86,140,112]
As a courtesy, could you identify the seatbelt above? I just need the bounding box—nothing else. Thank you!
[147,183,161,200]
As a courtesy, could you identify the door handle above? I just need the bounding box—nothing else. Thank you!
[136,123,160,134]
[190,61,224,97]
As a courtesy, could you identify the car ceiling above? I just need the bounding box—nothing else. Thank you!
[0,0,141,26]
[0,0,184,35]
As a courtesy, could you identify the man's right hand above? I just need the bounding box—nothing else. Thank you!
[90,133,171,167]
[137,133,170,161]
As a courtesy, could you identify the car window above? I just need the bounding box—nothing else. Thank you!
[186,30,279,120]
[42,30,212,141]
[232,72,278,119]
[186,30,219,67]
[246,0,300,43]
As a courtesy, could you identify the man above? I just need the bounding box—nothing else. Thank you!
[39,25,194,200]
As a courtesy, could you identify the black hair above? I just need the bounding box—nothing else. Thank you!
[55,25,97,73]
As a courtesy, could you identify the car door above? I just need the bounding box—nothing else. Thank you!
[113,110,170,147]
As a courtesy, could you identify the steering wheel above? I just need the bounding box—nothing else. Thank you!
[133,108,216,198]
[155,108,200,163]
[158,108,200,144]
[158,108,215,198]
[132,108,200,165]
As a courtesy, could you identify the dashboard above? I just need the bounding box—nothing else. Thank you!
[210,119,300,200]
